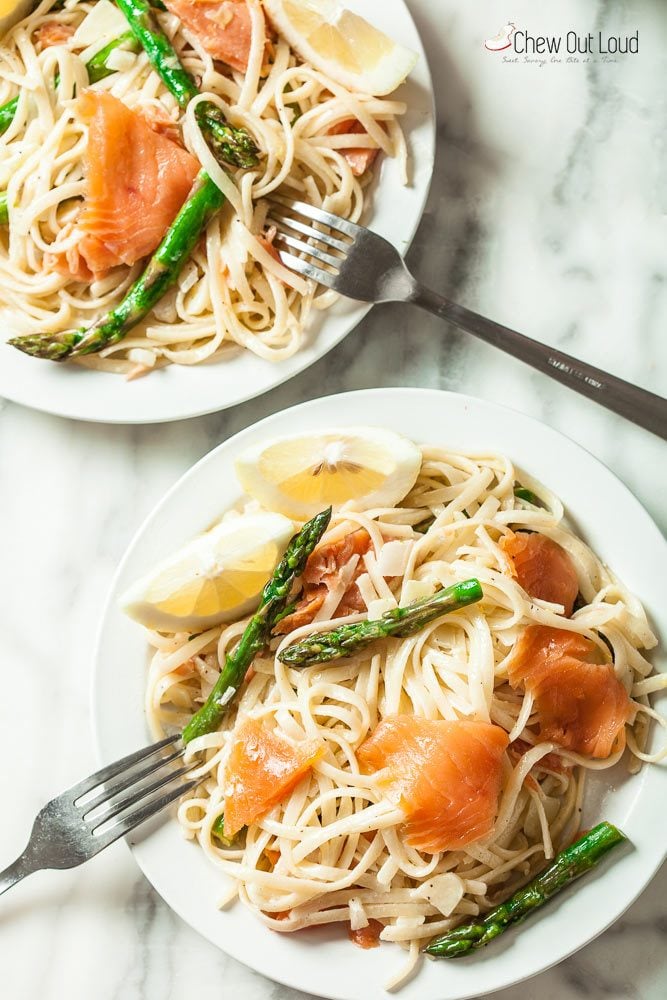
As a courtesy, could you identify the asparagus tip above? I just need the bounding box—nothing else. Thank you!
[459,578,483,604]
[196,104,262,170]
[8,332,76,361]
[425,821,627,959]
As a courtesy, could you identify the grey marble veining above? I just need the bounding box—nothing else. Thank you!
[1,1,666,998]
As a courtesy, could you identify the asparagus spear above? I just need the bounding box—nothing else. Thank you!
[86,31,140,83]
[211,814,238,846]
[113,0,260,168]
[425,822,627,959]
[182,508,332,745]
[9,169,224,360]
[0,194,7,226]
[514,484,544,507]
[211,814,251,849]
[278,579,483,667]
[0,97,18,137]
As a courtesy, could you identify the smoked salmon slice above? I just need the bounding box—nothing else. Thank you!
[76,91,199,274]
[274,528,371,634]
[358,716,509,853]
[507,626,632,758]
[163,0,256,72]
[34,22,75,49]
[328,119,380,176]
[223,716,323,836]
[348,920,383,949]
[502,531,579,616]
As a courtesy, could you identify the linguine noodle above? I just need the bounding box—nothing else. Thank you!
[143,445,665,989]
[0,0,407,374]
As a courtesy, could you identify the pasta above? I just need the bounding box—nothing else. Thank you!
[142,443,665,989]
[0,0,407,374]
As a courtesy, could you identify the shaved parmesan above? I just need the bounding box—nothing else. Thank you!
[105,48,136,73]
[356,572,379,609]
[72,0,128,47]
[367,598,395,620]
[377,539,412,577]
[401,579,435,604]
[412,873,464,916]
[348,896,368,931]
[217,880,239,908]
[126,348,156,367]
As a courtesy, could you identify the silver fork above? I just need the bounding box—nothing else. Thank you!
[268,197,667,440]
[0,734,195,896]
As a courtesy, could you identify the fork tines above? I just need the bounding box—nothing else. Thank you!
[70,734,196,845]
[0,734,201,887]
[266,196,357,288]
[267,195,360,239]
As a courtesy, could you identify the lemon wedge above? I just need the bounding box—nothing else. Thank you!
[120,512,294,632]
[235,427,422,519]
[0,0,33,36]
[263,0,417,96]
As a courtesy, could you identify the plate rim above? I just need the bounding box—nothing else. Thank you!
[0,0,435,425]
[91,386,667,1000]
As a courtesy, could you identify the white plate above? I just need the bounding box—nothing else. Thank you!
[92,388,667,1000]
[0,1,434,424]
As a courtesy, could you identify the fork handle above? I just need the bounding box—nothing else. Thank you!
[411,284,667,440]
[0,852,39,896]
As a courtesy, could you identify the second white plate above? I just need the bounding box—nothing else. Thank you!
[92,387,667,1000]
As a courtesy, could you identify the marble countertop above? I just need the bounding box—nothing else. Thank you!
[1,0,665,997]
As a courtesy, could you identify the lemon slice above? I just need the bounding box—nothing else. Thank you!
[264,0,417,96]
[120,512,294,631]
[235,427,422,519]
[0,0,33,35]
